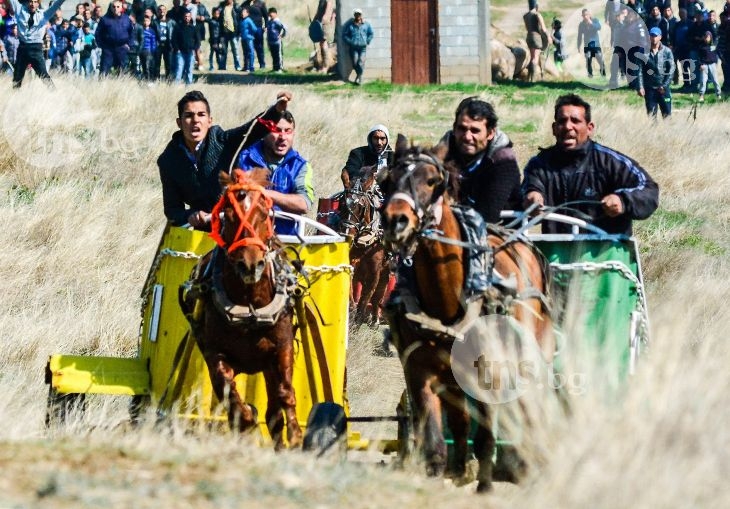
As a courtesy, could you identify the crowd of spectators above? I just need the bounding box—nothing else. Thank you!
[0,0,287,82]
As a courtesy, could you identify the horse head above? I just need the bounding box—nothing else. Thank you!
[210,168,274,283]
[338,165,382,245]
[381,134,458,254]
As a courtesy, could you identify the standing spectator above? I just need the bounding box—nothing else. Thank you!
[697,30,721,101]
[636,27,675,118]
[674,8,692,90]
[206,6,222,70]
[523,94,659,236]
[265,6,284,72]
[8,0,68,88]
[190,0,208,71]
[96,0,134,76]
[342,7,372,85]
[523,0,550,81]
[78,21,96,77]
[238,6,255,72]
[3,22,19,66]
[577,8,606,78]
[52,18,73,72]
[127,13,143,76]
[310,0,334,72]
[688,10,710,90]
[169,0,186,23]
[661,6,677,48]
[646,5,662,32]
[608,5,628,87]
[172,9,199,83]
[718,10,730,92]
[139,14,158,79]
[218,0,241,70]
[155,4,175,78]
[243,0,266,69]
[551,18,566,71]
[70,15,85,73]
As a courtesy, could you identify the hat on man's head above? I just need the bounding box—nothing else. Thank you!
[353,8,362,15]
[649,27,662,36]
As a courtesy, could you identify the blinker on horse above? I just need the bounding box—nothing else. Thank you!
[381,135,555,492]
[182,168,302,449]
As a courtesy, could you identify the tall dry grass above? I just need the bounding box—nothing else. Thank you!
[0,73,728,508]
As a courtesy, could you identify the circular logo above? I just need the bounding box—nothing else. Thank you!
[450,315,549,404]
[557,1,649,90]
[2,80,96,169]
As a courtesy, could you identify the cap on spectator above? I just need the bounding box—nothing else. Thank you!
[649,27,662,36]
[353,8,362,15]
[704,30,712,37]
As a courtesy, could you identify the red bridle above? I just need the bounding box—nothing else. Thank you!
[209,172,274,253]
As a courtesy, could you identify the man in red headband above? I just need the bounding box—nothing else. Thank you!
[158,90,291,229]
[235,110,315,236]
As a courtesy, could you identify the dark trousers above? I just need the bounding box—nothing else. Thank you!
[100,46,129,75]
[155,42,173,78]
[253,30,265,68]
[268,41,283,71]
[13,42,53,88]
[140,49,156,80]
[645,87,672,118]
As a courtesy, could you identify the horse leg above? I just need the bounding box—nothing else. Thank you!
[442,386,469,481]
[369,256,391,324]
[472,401,495,493]
[210,356,257,433]
[263,368,286,450]
[275,330,302,448]
[409,372,447,477]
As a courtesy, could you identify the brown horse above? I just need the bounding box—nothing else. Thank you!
[183,168,302,449]
[338,168,391,325]
[380,136,554,492]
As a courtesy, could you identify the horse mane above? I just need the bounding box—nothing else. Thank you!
[391,134,460,201]
[219,167,271,189]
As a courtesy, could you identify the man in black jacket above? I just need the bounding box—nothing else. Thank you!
[158,89,291,229]
[171,10,200,84]
[341,124,393,189]
[522,94,659,235]
[442,97,522,224]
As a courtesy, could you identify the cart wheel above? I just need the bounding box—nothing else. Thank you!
[303,402,347,458]
[45,387,86,428]
[396,389,415,467]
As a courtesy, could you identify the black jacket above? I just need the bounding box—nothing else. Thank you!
[444,129,522,224]
[157,106,280,226]
[172,22,201,51]
[522,140,659,235]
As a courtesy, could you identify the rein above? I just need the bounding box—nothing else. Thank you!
[209,175,274,253]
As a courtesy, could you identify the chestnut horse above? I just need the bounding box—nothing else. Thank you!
[380,136,554,492]
[338,169,391,324]
[183,168,302,449]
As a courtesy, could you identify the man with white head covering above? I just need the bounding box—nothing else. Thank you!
[341,123,393,190]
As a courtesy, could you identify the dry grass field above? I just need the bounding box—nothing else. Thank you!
[0,1,729,505]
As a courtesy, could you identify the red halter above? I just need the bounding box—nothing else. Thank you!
[209,170,274,253]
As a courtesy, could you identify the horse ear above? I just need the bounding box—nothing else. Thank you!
[432,140,449,162]
[219,170,233,188]
[395,134,408,159]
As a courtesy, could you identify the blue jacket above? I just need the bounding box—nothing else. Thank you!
[239,16,257,41]
[96,12,134,49]
[237,140,314,235]
[266,18,285,45]
[342,19,373,48]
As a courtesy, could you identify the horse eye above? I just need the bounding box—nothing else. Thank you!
[427,177,441,187]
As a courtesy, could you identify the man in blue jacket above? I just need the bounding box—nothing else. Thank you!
[236,110,314,236]
[342,7,373,85]
[9,0,69,88]
[96,0,134,75]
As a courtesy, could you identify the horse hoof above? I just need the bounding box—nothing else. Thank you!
[476,480,493,493]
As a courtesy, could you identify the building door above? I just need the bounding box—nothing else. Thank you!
[391,0,438,84]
